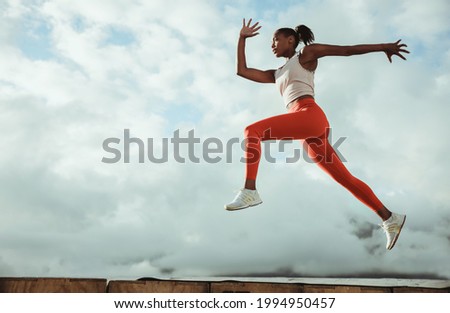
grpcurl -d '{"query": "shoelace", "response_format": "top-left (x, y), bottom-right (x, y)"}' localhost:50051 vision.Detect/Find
top-left (380, 223), bottom-right (401, 233)
top-left (234, 190), bottom-right (254, 204)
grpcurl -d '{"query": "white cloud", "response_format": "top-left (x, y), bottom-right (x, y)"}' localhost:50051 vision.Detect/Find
top-left (391, 0), bottom-right (450, 41)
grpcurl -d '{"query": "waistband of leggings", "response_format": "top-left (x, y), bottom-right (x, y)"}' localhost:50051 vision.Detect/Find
top-left (287, 96), bottom-right (317, 112)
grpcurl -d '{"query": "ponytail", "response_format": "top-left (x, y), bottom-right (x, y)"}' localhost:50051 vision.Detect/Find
top-left (294, 25), bottom-right (315, 46)
top-left (276, 25), bottom-right (315, 48)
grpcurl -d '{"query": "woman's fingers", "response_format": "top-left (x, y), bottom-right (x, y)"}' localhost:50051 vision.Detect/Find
top-left (396, 40), bottom-right (410, 54)
top-left (396, 53), bottom-right (407, 60)
top-left (240, 18), bottom-right (262, 37)
top-left (243, 18), bottom-right (261, 30)
top-left (387, 53), bottom-right (392, 63)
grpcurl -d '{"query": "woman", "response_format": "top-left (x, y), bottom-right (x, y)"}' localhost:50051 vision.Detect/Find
top-left (225, 19), bottom-right (409, 250)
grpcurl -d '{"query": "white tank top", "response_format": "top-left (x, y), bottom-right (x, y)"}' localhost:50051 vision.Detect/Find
top-left (274, 51), bottom-right (315, 108)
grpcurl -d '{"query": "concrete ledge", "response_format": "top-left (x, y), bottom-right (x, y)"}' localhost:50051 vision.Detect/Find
top-left (0, 278), bottom-right (107, 293)
top-left (0, 277), bottom-right (448, 293)
top-left (107, 278), bottom-right (209, 293)
top-left (210, 280), bottom-right (303, 293)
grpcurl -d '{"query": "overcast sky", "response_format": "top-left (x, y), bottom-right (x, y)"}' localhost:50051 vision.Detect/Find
top-left (1, 0), bottom-right (449, 280)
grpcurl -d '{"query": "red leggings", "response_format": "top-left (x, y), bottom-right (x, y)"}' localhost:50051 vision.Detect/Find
top-left (244, 97), bottom-right (384, 213)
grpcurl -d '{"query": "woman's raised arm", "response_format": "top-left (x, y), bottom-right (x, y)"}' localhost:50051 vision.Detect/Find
top-left (237, 18), bottom-right (275, 83)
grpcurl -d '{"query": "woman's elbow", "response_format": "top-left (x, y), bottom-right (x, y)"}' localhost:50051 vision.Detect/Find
top-left (236, 69), bottom-right (246, 77)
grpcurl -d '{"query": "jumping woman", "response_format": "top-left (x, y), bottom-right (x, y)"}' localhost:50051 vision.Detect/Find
top-left (225, 19), bottom-right (409, 250)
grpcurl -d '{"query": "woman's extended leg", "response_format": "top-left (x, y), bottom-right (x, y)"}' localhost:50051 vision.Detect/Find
top-left (304, 134), bottom-right (406, 250)
top-left (304, 134), bottom-right (390, 218)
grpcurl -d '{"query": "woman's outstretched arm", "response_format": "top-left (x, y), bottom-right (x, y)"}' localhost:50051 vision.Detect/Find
top-left (303, 40), bottom-right (410, 63)
top-left (237, 18), bottom-right (275, 83)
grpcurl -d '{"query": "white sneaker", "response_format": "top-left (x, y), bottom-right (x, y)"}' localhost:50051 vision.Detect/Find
top-left (381, 212), bottom-right (406, 250)
top-left (225, 188), bottom-right (262, 211)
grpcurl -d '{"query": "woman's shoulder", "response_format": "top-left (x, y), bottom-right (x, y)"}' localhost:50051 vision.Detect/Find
top-left (298, 46), bottom-right (315, 61)
top-left (298, 46), bottom-right (318, 72)
top-left (300, 44), bottom-right (319, 54)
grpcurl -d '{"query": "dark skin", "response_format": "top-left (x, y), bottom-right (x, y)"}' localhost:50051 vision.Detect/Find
top-left (236, 19), bottom-right (410, 221)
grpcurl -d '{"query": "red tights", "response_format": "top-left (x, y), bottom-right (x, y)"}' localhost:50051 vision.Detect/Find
top-left (244, 97), bottom-right (384, 213)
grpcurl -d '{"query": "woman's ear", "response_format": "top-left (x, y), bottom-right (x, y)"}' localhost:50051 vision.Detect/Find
top-left (288, 35), bottom-right (295, 45)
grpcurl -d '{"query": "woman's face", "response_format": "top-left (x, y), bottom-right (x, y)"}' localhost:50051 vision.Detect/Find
top-left (272, 31), bottom-right (294, 58)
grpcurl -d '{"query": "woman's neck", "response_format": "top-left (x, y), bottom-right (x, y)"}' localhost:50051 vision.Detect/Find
top-left (285, 50), bottom-right (296, 61)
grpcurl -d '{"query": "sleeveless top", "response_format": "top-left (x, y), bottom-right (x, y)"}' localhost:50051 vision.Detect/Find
top-left (274, 51), bottom-right (315, 108)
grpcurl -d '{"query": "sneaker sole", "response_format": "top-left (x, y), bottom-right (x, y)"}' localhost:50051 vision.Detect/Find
top-left (387, 215), bottom-right (406, 250)
top-left (225, 201), bottom-right (263, 211)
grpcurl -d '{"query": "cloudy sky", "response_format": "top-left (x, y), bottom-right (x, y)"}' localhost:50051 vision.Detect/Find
top-left (1, 0), bottom-right (449, 280)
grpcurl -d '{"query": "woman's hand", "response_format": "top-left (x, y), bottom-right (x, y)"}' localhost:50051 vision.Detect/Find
top-left (384, 40), bottom-right (410, 63)
top-left (240, 18), bottom-right (262, 39)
